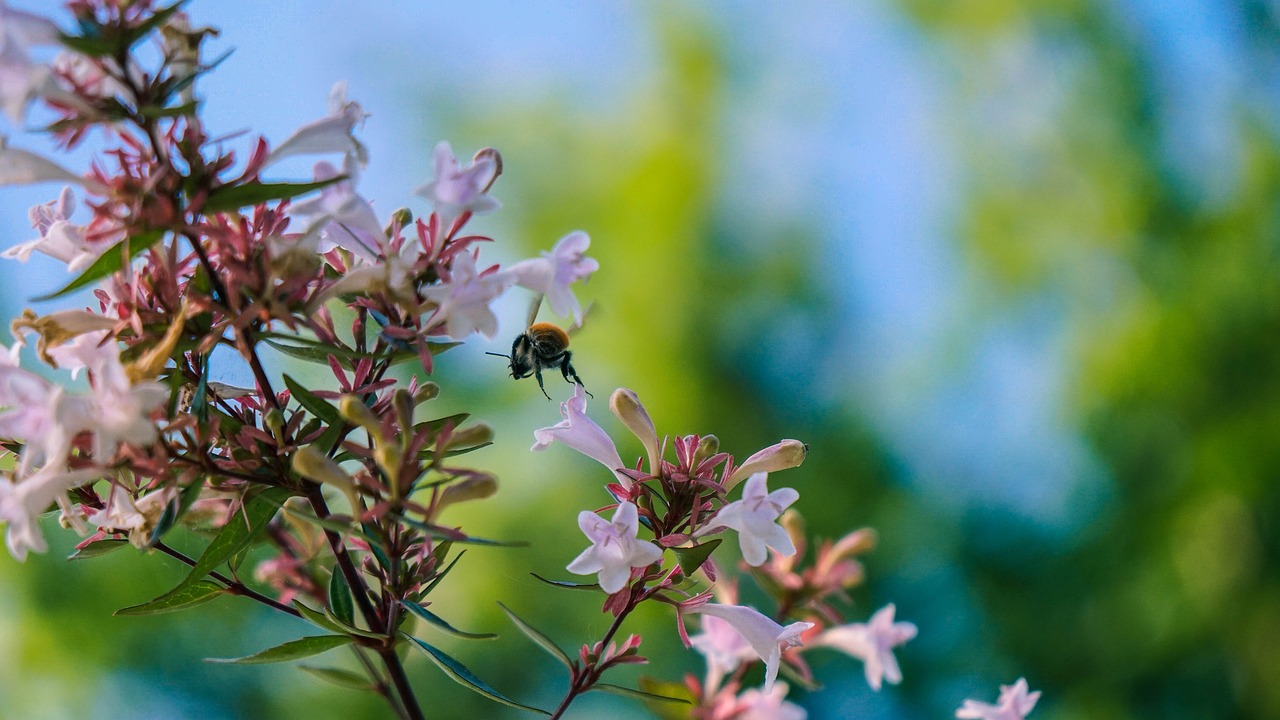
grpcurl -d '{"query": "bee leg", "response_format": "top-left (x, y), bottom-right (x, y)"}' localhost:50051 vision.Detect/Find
top-left (559, 353), bottom-right (592, 398)
top-left (534, 366), bottom-right (552, 400)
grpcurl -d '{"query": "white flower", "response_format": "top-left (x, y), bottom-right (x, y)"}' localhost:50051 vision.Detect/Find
top-left (956, 678), bottom-right (1041, 720)
top-left (737, 683), bottom-right (807, 720)
top-left (815, 603), bottom-right (917, 691)
top-left (414, 141), bottom-right (499, 227)
top-left (531, 383), bottom-right (630, 487)
top-left (420, 251), bottom-right (512, 340)
top-left (0, 1), bottom-right (59, 123)
top-left (696, 472), bottom-right (798, 566)
top-left (0, 351), bottom-right (76, 473)
top-left (265, 81), bottom-right (368, 169)
top-left (566, 501), bottom-right (662, 594)
top-left (508, 231), bottom-right (599, 326)
top-left (691, 614), bottom-right (757, 691)
top-left (91, 484), bottom-right (177, 548)
top-left (1, 187), bottom-right (112, 272)
top-left (289, 157), bottom-right (385, 259)
top-left (0, 136), bottom-right (94, 188)
top-left (0, 465), bottom-right (103, 561)
top-left (693, 603), bottom-right (813, 694)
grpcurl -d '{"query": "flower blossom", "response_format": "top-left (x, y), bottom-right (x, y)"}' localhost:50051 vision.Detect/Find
top-left (419, 251), bottom-right (512, 339)
top-left (289, 156), bottom-right (385, 259)
top-left (696, 472), bottom-right (798, 567)
top-left (737, 683), bottom-right (807, 720)
top-left (956, 678), bottom-right (1041, 720)
top-left (509, 231), bottom-right (599, 326)
top-left (265, 81), bottom-right (368, 169)
top-left (91, 484), bottom-right (177, 549)
top-left (691, 613), bottom-right (757, 692)
top-left (0, 465), bottom-right (103, 561)
top-left (0, 137), bottom-right (94, 188)
top-left (0, 347), bottom-right (75, 473)
top-left (414, 141), bottom-right (499, 227)
top-left (1, 187), bottom-right (110, 272)
top-left (566, 501), bottom-right (663, 594)
top-left (0, 1), bottom-right (59, 123)
top-left (815, 603), bottom-right (917, 691)
top-left (531, 383), bottom-right (629, 487)
top-left (693, 603), bottom-right (814, 694)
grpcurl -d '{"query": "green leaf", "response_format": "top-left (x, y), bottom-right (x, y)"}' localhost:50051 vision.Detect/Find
top-left (672, 539), bottom-right (721, 576)
top-left (115, 580), bottom-right (224, 616)
top-left (57, 33), bottom-right (116, 57)
top-left (204, 177), bottom-right (344, 214)
top-left (299, 666), bottom-right (371, 690)
top-left (137, 101), bottom-right (198, 119)
top-left (284, 374), bottom-right (343, 425)
top-left (263, 334), bottom-right (459, 367)
top-left (294, 601), bottom-right (382, 641)
top-left (404, 636), bottom-right (549, 715)
top-left (498, 603), bottom-right (571, 668)
top-left (123, 0), bottom-right (189, 48)
top-left (590, 683), bottom-right (692, 705)
top-left (635, 678), bottom-right (699, 719)
top-left (401, 600), bottom-right (496, 640)
top-left (68, 539), bottom-right (130, 560)
top-left (208, 635), bottom-right (355, 665)
top-left (144, 495), bottom-right (181, 548)
top-left (419, 549), bottom-right (464, 598)
top-left (35, 230), bottom-right (165, 301)
top-left (329, 569), bottom-right (355, 626)
top-left (530, 573), bottom-right (600, 591)
top-left (179, 486), bottom-right (291, 589)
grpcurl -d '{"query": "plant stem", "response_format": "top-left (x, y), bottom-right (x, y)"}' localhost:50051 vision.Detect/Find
top-left (548, 597), bottom-right (639, 720)
top-left (152, 541), bottom-right (300, 617)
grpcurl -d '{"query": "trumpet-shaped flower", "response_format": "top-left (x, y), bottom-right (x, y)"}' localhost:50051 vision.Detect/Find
top-left (956, 678), bottom-right (1041, 720)
top-left (0, 351), bottom-right (76, 473)
top-left (1, 187), bottom-right (109, 272)
top-left (508, 231), bottom-right (599, 325)
top-left (289, 157), bottom-right (385, 259)
top-left (91, 484), bottom-right (177, 548)
top-left (0, 1), bottom-right (59, 123)
top-left (414, 141), bottom-right (499, 227)
top-left (696, 473), bottom-right (798, 566)
top-left (691, 613), bottom-right (757, 691)
top-left (566, 501), bottom-right (662, 594)
top-left (531, 383), bottom-right (629, 487)
top-left (693, 603), bottom-right (813, 694)
top-left (420, 251), bottom-right (512, 339)
top-left (0, 465), bottom-right (103, 561)
top-left (815, 603), bottom-right (917, 691)
top-left (737, 683), bottom-right (807, 720)
top-left (265, 81), bottom-right (368, 169)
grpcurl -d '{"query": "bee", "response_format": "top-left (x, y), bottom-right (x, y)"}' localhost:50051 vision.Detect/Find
top-left (487, 295), bottom-right (590, 400)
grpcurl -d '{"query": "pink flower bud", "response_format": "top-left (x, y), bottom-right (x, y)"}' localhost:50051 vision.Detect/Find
top-left (726, 440), bottom-right (808, 489)
top-left (609, 388), bottom-right (659, 472)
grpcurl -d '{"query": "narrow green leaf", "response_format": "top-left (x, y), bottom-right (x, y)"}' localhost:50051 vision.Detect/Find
top-left (591, 683), bottom-right (692, 705)
top-left (35, 230), bottom-right (164, 301)
top-left (636, 677), bottom-right (700, 719)
top-left (419, 549), bottom-right (464, 598)
top-left (208, 635), bottom-right (354, 665)
top-left (498, 603), bottom-right (571, 668)
top-left (115, 580), bottom-right (224, 616)
top-left (283, 374), bottom-right (343, 425)
top-left (180, 486), bottom-right (291, 588)
top-left (298, 666), bottom-right (371, 690)
top-left (529, 573), bottom-right (600, 592)
top-left (68, 539), bottom-right (130, 560)
top-left (144, 496), bottom-right (181, 548)
top-left (294, 601), bottom-right (382, 640)
top-left (672, 539), bottom-right (721, 576)
top-left (58, 33), bottom-right (117, 57)
top-left (404, 636), bottom-right (550, 715)
top-left (123, 0), bottom-right (189, 48)
top-left (329, 569), bottom-right (355, 626)
top-left (402, 600), bottom-right (496, 640)
top-left (204, 177), bottom-right (344, 213)
top-left (137, 100), bottom-right (198, 119)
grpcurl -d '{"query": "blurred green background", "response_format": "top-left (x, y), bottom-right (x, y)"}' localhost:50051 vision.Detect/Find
top-left (2, 1), bottom-right (1278, 718)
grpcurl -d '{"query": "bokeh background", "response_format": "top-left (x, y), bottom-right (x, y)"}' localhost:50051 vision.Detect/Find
top-left (2, 1), bottom-right (1278, 718)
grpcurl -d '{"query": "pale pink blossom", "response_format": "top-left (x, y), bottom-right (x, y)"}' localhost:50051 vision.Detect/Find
top-left (289, 157), bottom-right (385, 259)
top-left (0, 137), bottom-right (94, 188)
top-left (691, 614), bottom-right (757, 692)
top-left (531, 383), bottom-right (629, 487)
top-left (265, 81), bottom-right (368, 169)
top-left (414, 141), bottom-right (499, 227)
top-left (0, 1), bottom-right (59, 123)
top-left (566, 501), bottom-right (662, 594)
top-left (0, 465), bottom-right (103, 561)
top-left (737, 683), bottom-right (807, 720)
top-left (693, 603), bottom-right (813, 694)
top-left (956, 678), bottom-right (1041, 720)
top-left (726, 439), bottom-right (808, 489)
top-left (1, 187), bottom-right (111, 272)
top-left (90, 484), bottom-right (177, 548)
top-left (696, 473), bottom-right (799, 566)
top-left (815, 603), bottom-right (917, 691)
top-left (0, 351), bottom-right (76, 473)
top-left (419, 251), bottom-right (512, 339)
top-left (508, 231), bottom-right (599, 325)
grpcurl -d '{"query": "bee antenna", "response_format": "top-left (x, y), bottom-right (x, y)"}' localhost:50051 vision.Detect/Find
top-left (485, 352), bottom-right (511, 360)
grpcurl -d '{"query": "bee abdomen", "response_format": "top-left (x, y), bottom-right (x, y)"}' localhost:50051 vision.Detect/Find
top-left (527, 322), bottom-right (570, 352)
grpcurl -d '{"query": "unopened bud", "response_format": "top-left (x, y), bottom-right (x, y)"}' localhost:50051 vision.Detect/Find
top-left (438, 475), bottom-right (498, 510)
top-left (263, 408), bottom-right (286, 439)
top-left (415, 382), bottom-right (441, 403)
top-left (393, 389), bottom-right (415, 431)
top-left (445, 423), bottom-right (494, 449)
top-left (725, 439), bottom-right (808, 489)
top-left (339, 395), bottom-right (381, 435)
top-left (610, 388), bottom-right (660, 471)
top-left (292, 445), bottom-right (361, 511)
top-left (693, 434), bottom-right (720, 466)
top-left (388, 207), bottom-right (414, 232)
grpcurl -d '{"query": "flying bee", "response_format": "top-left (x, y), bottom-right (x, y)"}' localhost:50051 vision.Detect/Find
top-left (487, 295), bottom-right (590, 400)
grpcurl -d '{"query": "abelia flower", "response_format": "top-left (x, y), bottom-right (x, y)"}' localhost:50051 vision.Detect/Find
top-left (91, 484), bottom-right (177, 548)
top-left (289, 156), bottom-right (385, 259)
top-left (609, 387), bottom-right (659, 473)
top-left (693, 603), bottom-right (814, 694)
top-left (737, 683), bottom-right (807, 720)
top-left (566, 501), bottom-right (663, 594)
top-left (531, 383), bottom-right (629, 487)
top-left (0, 465), bottom-right (103, 561)
top-left (696, 472), bottom-right (799, 567)
top-left (0, 137), bottom-right (93, 187)
top-left (265, 81), bottom-right (368, 169)
top-left (509, 230), bottom-right (598, 325)
top-left (1, 187), bottom-right (110, 272)
top-left (956, 678), bottom-right (1041, 720)
top-left (0, 1), bottom-right (59, 123)
top-left (725, 439), bottom-right (808, 489)
top-left (691, 613), bottom-right (756, 691)
top-left (419, 251), bottom-right (512, 339)
top-left (0, 353), bottom-right (76, 473)
top-left (414, 141), bottom-right (499, 227)
top-left (815, 603), bottom-right (917, 691)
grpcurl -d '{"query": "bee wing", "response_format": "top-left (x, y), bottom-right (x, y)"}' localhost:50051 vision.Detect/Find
top-left (526, 293), bottom-right (544, 328)
top-left (568, 301), bottom-right (597, 336)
